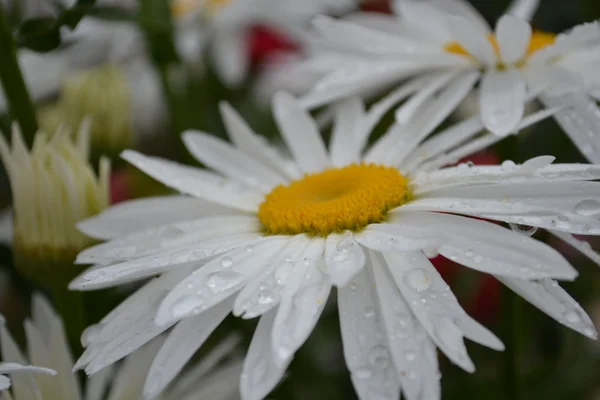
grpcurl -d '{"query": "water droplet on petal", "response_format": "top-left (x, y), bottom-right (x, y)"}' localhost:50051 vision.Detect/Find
top-left (509, 223), bottom-right (538, 237)
top-left (564, 310), bottom-right (580, 323)
top-left (403, 268), bottom-right (432, 292)
top-left (405, 351), bottom-right (416, 362)
top-left (501, 160), bottom-right (516, 171)
top-left (364, 306), bottom-right (375, 318)
top-left (354, 367), bottom-right (373, 379)
top-left (573, 199), bottom-right (600, 216)
top-left (221, 257), bottom-right (233, 268)
top-left (206, 271), bottom-right (245, 294)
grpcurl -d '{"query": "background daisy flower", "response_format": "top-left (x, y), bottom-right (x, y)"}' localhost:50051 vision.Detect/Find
top-left (300, 0), bottom-right (600, 157)
top-left (71, 93), bottom-right (599, 400)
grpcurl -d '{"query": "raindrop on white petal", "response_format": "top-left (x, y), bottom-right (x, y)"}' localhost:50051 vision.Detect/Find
top-left (564, 310), bottom-right (580, 323)
top-left (403, 268), bottom-right (432, 292)
top-left (368, 345), bottom-right (390, 369)
top-left (405, 351), bottom-right (416, 362)
top-left (171, 295), bottom-right (202, 318)
top-left (364, 307), bottom-right (375, 318)
top-left (221, 257), bottom-right (233, 268)
top-left (206, 271), bottom-right (245, 294)
top-left (509, 223), bottom-right (538, 237)
top-left (246, 245), bottom-right (254, 253)
top-left (465, 250), bottom-right (474, 258)
top-left (573, 199), bottom-right (600, 216)
top-left (501, 160), bottom-right (516, 171)
top-left (354, 367), bottom-right (373, 379)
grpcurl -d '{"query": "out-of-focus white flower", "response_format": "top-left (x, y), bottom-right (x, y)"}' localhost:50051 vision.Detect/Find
top-left (72, 94), bottom-right (599, 400)
top-left (0, 123), bottom-right (109, 283)
top-left (170, 0), bottom-right (358, 86)
top-left (0, 294), bottom-right (243, 399)
top-left (300, 0), bottom-right (600, 160)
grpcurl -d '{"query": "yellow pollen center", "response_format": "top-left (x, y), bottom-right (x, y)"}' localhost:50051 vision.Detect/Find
top-left (444, 31), bottom-right (556, 65)
top-left (257, 163), bottom-right (410, 236)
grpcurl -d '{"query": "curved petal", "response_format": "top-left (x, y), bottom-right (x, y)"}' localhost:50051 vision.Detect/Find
top-left (240, 311), bottom-right (288, 400)
top-left (155, 237), bottom-right (289, 326)
top-left (273, 92), bottom-right (330, 173)
top-left (325, 232), bottom-right (366, 287)
top-left (77, 195), bottom-right (241, 241)
top-left (480, 69), bottom-right (527, 136)
top-left (370, 252), bottom-right (441, 400)
top-left (505, 0), bottom-right (540, 22)
top-left (338, 268), bottom-right (401, 400)
top-left (447, 16), bottom-right (496, 66)
top-left (496, 15), bottom-right (532, 64)
top-left (271, 239), bottom-right (328, 367)
top-left (122, 150), bottom-right (263, 212)
top-left (219, 102), bottom-right (300, 180)
top-left (143, 298), bottom-right (233, 399)
top-left (497, 277), bottom-right (597, 339)
top-left (182, 131), bottom-right (286, 191)
top-left (211, 30), bottom-right (248, 87)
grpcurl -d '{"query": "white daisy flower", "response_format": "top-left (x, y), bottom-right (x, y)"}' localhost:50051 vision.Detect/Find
top-left (70, 92), bottom-right (600, 400)
top-left (300, 0), bottom-right (600, 158)
top-left (169, 0), bottom-right (357, 86)
top-left (0, 294), bottom-right (243, 400)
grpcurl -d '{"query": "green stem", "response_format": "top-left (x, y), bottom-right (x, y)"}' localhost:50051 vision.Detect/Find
top-left (0, 6), bottom-right (38, 146)
top-left (502, 285), bottom-right (522, 400)
top-left (51, 285), bottom-right (86, 356)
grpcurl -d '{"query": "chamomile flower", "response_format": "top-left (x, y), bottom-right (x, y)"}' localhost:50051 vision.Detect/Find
top-left (301, 0), bottom-right (600, 159)
top-left (71, 92), bottom-right (599, 400)
top-left (0, 294), bottom-right (242, 400)
top-left (169, 0), bottom-right (357, 86)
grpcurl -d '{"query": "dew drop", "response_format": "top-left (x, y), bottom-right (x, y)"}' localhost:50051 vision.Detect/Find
top-left (405, 351), bottom-right (416, 362)
top-left (403, 268), bottom-right (432, 292)
top-left (354, 367), bottom-right (373, 379)
top-left (221, 257), bottom-right (233, 268)
top-left (246, 245), bottom-right (254, 253)
top-left (368, 345), bottom-right (390, 368)
top-left (364, 307), bottom-right (375, 318)
top-left (501, 160), bottom-right (516, 171)
top-left (465, 250), bottom-right (474, 258)
top-left (509, 223), bottom-right (538, 237)
top-left (573, 199), bottom-right (600, 216)
top-left (206, 271), bottom-right (245, 293)
top-left (564, 310), bottom-right (580, 323)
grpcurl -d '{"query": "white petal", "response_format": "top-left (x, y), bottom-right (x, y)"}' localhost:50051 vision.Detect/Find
top-left (0, 363), bottom-right (55, 376)
top-left (122, 150), bottom-right (263, 212)
top-left (219, 102), bottom-right (300, 180)
top-left (530, 21), bottom-right (600, 64)
top-left (234, 235), bottom-right (311, 319)
top-left (85, 367), bottom-right (114, 400)
top-left (498, 277), bottom-right (597, 339)
top-left (548, 230), bottom-right (600, 267)
top-left (182, 130), bottom-right (286, 191)
top-left (356, 227), bottom-right (441, 254)
top-left (447, 16), bottom-right (497, 66)
top-left (76, 215), bottom-right (260, 264)
top-left (383, 251), bottom-right (503, 371)
top-left (143, 298), bottom-right (233, 399)
top-left (395, 71), bottom-right (460, 124)
top-left (75, 268), bottom-right (192, 374)
top-left (330, 97), bottom-right (366, 167)
top-left (273, 92), bottom-right (330, 173)
top-left (540, 93), bottom-right (600, 164)
top-left (211, 30), bottom-right (248, 87)
top-left (496, 15), bottom-right (532, 64)
top-left (384, 212), bottom-right (578, 280)
top-left (240, 311), bottom-right (288, 400)
top-left (272, 239), bottom-right (329, 367)
top-left (412, 161), bottom-right (600, 194)
top-left (77, 195), bottom-right (240, 241)
top-left (505, 0), bottom-right (540, 21)
top-left (312, 15), bottom-right (429, 56)
top-left (71, 234), bottom-right (261, 291)
top-left (369, 251), bottom-right (441, 400)
top-left (155, 237), bottom-right (289, 326)
top-left (480, 69), bottom-right (527, 136)
top-left (0, 375), bottom-right (10, 390)
top-left (366, 70), bottom-right (479, 166)
top-left (325, 232), bottom-right (366, 287)
top-left (338, 268), bottom-right (401, 400)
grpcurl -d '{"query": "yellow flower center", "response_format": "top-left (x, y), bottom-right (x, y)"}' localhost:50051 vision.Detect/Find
top-left (170, 0), bottom-right (231, 17)
top-left (257, 163), bottom-right (410, 236)
top-left (444, 31), bottom-right (556, 66)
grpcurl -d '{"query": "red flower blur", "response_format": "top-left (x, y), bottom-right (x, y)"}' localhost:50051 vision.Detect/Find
top-left (247, 26), bottom-right (297, 66)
